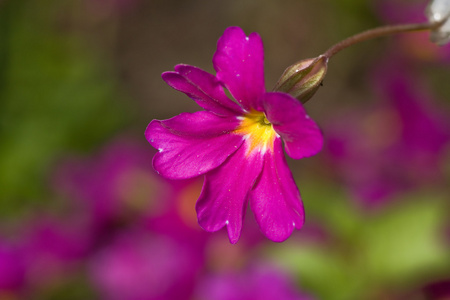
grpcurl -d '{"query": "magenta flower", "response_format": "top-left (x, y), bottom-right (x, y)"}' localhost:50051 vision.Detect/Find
top-left (146, 27), bottom-right (323, 243)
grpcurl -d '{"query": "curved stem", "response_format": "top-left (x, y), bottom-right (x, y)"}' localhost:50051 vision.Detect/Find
top-left (322, 21), bottom-right (443, 59)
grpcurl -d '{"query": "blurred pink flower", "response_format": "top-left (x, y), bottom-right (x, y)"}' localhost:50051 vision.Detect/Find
top-left (89, 228), bottom-right (202, 300)
top-left (0, 216), bottom-right (91, 298)
top-left (54, 138), bottom-right (172, 233)
top-left (0, 240), bottom-right (25, 297)
top-left (52, 136), bottom-right (270, 299)
top-left (423, 279), bottom-right (450, 299)
top-left (324, 59), bottom-right (450, 207)
top-left (194, 263), bottom-right (312, 300)
top-left (20, 217), bottom-right (92, 288)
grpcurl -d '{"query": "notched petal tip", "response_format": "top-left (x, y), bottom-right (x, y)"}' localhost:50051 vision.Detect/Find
top-left (195, 144), bottom-right (264, 244)
top-left (196, 206), bottom-right (243, 244)
top-left (250, 139), bottom-right (305, 243)
top-left (196, 216), bottom-right (241, 244)
top-left (254, 202), bottom-right (304, 243)
top-left (213, 26), bottom-right (265, 111)
top-left (228, 230), bottom-right (241, 244)
top-left (222, 26), bottom-right (246, 37)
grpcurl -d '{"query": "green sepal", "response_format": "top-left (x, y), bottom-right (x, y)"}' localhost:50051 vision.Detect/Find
top-left (273, 55), bottom-right (328, 103)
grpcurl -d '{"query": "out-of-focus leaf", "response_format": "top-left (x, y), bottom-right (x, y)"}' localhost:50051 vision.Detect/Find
top-left (0, 0), bottom-right (130, 215)
top-left (300, 178), bottom-right (362, 241)
top-left (360, 192), bottom-right (450, 286)
top-left (265, 242), bottom-right (366, 299)
top-left (267, 179), bottom-right (450, 299)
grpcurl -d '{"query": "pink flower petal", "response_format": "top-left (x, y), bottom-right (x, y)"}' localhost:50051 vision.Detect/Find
top-left (250, 138), bottom-right (304, 242)
top-left (145, 111), bottom-right (243, 180)
top-left (263, 92), bottom-right (323, 159)
top-left (213, 27), bottom-right (265, 111)
top-left (196, 145), bottom-right (264, 244)
top-left (162, 65), bottom-right (243, 116)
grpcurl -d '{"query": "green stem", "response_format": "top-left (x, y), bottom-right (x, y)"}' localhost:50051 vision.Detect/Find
top-left (322, 21), bottom-right (443, 59)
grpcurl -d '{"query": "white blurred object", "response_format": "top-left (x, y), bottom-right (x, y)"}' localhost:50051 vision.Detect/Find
top-left (426, 0), bottom-right (450, 45)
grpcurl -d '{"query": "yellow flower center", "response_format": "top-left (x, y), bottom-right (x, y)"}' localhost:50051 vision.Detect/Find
top-left (233, 111), bottom-right (277, 156)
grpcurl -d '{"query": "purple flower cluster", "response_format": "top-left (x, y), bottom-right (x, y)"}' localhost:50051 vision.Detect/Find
top-left (325, 57), bottom-right (450, 206)
top-left (0, 138), bottom-right (312, 300)
top-left (323, 3), bottom-right (450, 207)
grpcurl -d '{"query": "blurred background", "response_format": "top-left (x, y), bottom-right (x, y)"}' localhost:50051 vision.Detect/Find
top-left (1, 0), bottom-right (450, 299)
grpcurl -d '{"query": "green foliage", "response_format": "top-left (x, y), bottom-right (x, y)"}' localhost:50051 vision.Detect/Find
top-left (360, 193), bottom-right (449, 285)
top-left (0, 0), bottom-right (130, 215)
top-left (267, 180), bottom-right (450, 299)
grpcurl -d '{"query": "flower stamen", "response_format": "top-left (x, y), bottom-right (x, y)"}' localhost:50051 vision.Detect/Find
top-left (233, 111), bottom-right (277, 156)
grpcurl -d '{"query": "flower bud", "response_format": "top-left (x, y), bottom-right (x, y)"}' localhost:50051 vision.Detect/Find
top-left (426, 0), bottom-right (450, 45)
top-left (273, 55), bottom-right (328, 103)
